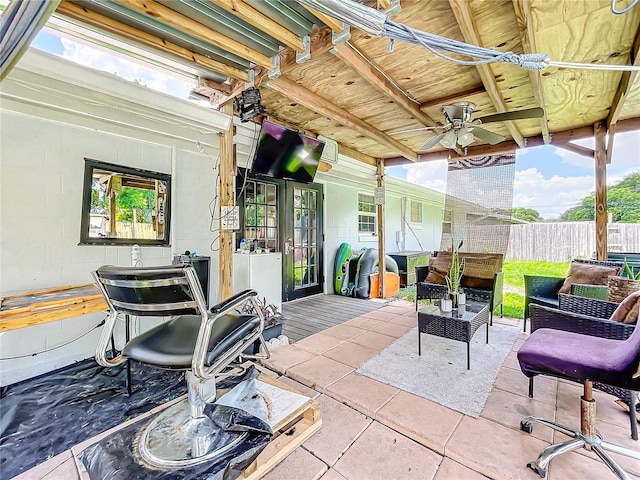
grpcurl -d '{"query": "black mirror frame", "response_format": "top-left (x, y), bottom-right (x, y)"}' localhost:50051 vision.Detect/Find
top-left (79, 158), bottom-right (171, 246)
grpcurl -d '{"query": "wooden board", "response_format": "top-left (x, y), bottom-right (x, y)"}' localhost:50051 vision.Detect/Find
top-left (0, 284), bottom-right (107, 332)
top-left (242, 375), bottom-right (322, 480)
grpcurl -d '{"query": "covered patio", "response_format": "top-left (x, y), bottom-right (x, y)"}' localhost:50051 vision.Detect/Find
top-left (1, 0), bottom-right (640, 479)
top-left (15, 297), bottom-right (639, 480)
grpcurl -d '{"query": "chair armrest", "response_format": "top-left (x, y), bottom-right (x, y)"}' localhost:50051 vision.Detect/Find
top-left (210, 289), bottom-right (258, 314)
top-left (558, 293), bottom-right (618, 319)
top-left (417, 282), bottom-right (448, 301)
top-left (492, 271), bottom-right (504, 309)
top-left (193, 289), bottom-right (260, 379)
top-left (530, 303), bottom-right (634, 340)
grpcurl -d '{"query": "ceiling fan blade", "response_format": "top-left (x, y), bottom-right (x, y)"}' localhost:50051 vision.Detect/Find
top-left (476, 107), bottom-right (544, 124)
top-left (420, 132), bottom-right (446, 150)
top-left (470, 126), bottom-right (505, 145)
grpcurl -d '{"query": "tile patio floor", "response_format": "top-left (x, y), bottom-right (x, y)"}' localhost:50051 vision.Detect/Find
top-left (16, 299), bottom-right (640, 480)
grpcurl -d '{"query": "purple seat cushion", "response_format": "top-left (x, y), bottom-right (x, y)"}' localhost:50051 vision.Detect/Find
top-left (518, 328), bottom-right (640, 391)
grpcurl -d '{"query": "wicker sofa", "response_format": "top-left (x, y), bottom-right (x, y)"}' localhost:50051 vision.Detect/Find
top-left (523, 258), bottom-right (624, 331)
top-left (529, 294), bottom-right (638, 440)
top-left (415, 252), bottom-right (504, 324)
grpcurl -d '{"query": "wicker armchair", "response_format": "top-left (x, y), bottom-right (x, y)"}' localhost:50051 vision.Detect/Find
top-left (415, 265), bottom-right (504, 325)
top-left (528, 296), bottom-right (637, 440)
top-left (523, 258), bottom-right (624, 331)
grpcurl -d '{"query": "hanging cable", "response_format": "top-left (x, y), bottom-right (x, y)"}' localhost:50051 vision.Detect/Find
top-left (611, 0), bottom-right (638, 14)
top-left (300, 0), bottom-right (639, 73)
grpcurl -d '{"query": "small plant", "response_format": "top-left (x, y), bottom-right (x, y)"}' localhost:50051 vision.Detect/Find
top-left (237, 296), bottom-right (283, 327)
top-left (623, 258), bottom-right (640, 280)
top-left (445, 239), bottom-right (465, 294)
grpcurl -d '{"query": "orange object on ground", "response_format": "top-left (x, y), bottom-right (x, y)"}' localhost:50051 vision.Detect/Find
top-left (369, 272), bottom-right (400, 298)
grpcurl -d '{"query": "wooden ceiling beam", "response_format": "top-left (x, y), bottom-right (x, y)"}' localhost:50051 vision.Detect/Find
top-left (606, 24), bottom-right (640, 163)
top-left (267, 76), bottom-right (418, 162)
top-left (607, 24), bottom-right (640, 129)
top-left (299, 4), bottom-right (343, 31)
top-left (512, 0), bottom-right (550, 144)
top-left (334, 43), bottom-right (438, 127)
top-left (419, 86), bottom-right (486, 111)
top-left (448, 0), bottom-right (525, 147)
top-left (209, 0), bottom-right (305, 52)
top-left (117, 0), bottom-right (274, 69)
top-left (384, 116), bottom-right (640, 165)
top-left (55, 1), bottom-right (249, 81)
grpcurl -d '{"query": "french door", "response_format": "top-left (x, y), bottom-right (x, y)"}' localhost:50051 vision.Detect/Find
top-left (282, 181), bottom-right (324, 301)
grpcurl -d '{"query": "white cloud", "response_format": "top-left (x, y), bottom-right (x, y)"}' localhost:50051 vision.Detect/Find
top-left (402, 160), bottom-right (448, 193)
top-left (553, 130), bottom-right (640, 171)
top-left (513, 168), bottom-right (595, 219)
top-left (59, 38), bottom-right (192, 99)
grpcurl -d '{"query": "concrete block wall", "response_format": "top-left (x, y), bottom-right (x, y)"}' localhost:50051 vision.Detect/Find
top-left (0, 111), bottom-right (220, 385)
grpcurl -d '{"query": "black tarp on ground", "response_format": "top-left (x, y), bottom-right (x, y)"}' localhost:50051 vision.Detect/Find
top-left (0, 358), bottom-right (186, 479)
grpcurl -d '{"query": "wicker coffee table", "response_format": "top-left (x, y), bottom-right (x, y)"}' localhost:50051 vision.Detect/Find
top-left (417, 299), bottom-right (490, 369)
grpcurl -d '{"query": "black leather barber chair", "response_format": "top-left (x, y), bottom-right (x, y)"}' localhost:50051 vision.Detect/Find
top-left (92, 264), bottom-right (269, 469)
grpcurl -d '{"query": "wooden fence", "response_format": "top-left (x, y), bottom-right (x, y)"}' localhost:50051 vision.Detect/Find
top-left (506, 222), bottom-right (640, 262)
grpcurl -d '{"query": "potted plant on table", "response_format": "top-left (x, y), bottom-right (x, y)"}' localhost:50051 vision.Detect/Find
top-left (445, 240), bottom-right (466, 308)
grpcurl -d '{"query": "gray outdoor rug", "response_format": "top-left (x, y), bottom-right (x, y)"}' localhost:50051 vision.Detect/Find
top-left (357, 323), bottom-right (520, 418)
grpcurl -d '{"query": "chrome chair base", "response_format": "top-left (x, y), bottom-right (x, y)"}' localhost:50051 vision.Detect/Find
top-left (521, 415), bottom-right (640, 480)
top-left (138, 399), bottom-right (248, 469)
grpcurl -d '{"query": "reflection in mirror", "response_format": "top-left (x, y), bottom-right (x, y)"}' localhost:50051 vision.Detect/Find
top-left (80, 159), bottom-right (171, 245)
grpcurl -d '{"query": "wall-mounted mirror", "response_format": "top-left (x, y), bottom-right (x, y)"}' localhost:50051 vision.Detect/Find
top-left (80, 159), bottom-right (171, 246)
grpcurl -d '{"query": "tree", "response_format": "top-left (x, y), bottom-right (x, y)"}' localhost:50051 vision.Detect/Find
top-left (561, 171), bottom-right (640, 223)
top-left (511, 207), bottom-right (543, 223)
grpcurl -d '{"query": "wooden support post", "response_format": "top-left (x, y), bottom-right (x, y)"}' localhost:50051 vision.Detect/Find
top-left (219, 101), bottom-right (234, 301)
top-left (594, 121), bottom-right (608, 261)
top-left (376, 159), bottom-right (386, 298)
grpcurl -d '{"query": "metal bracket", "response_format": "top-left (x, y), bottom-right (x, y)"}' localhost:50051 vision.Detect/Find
top-left (382, 0), bottom-right (402, 16)
top-left (296, 35), bottom-right (311, 64)
top-left (268, 55), bottom-right (281, 80)
top-left (330, 24), bottom-right (351, 54)
top-left (246, 69), bottom-right (255, 88)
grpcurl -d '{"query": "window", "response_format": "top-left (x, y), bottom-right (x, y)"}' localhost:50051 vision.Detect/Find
top-left (410, 200), bottom-right (423, 223)
top-left (80, 159), bottom-right (171, 246)
top-left (358, 193), bottom-right (376, 235)
top-left (243, 179), bottom-right (278, 252)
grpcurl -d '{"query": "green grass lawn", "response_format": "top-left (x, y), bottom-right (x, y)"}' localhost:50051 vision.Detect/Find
top-left (398, 259), bottom-right (571, 319)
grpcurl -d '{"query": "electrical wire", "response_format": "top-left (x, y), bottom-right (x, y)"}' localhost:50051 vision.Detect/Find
top-left (0, 319), bottom-right (106, 360)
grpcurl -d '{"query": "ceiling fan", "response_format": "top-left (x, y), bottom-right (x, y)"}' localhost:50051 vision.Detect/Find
top-left (393, 102), bottom-right (544, 150)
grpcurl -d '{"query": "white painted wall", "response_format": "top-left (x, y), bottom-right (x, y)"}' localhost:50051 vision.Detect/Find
top-left (0, 51), bottom-right (228, 385)
top-left (316, 158), bottom-right (444, 294)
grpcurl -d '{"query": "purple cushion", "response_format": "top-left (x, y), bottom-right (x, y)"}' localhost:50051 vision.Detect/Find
top-left (517, 328), bottom-right (640, 391)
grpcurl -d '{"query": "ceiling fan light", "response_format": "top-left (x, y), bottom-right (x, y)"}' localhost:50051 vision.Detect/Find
top-left (439, 130), bottom-right (457, 148)
top-left (457, 129), bottom-right (474, 147)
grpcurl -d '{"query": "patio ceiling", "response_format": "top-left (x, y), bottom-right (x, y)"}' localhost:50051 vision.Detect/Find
top-left (24, 1), bottom-right (640, 164)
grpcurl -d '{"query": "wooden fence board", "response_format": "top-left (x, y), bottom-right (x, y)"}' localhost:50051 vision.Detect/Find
top-left (506, 222), bottom-right (640, 262)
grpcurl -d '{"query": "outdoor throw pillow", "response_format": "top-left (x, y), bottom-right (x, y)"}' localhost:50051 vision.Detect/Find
top-left (557, 262), bottom-right (621, 295)
top-left (610, 290), bottom-right (640, 325)
top-left (425, 254), bottom-right (449, 285)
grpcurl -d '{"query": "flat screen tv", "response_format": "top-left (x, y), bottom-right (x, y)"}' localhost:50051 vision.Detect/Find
top-left (250, 120), bottom-right (325, 183)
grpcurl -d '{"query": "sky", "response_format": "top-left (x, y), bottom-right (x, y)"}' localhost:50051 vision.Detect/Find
top-left (31, 29), bottom-right (640, 221)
